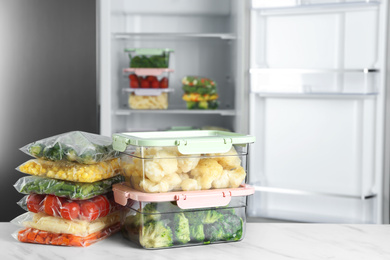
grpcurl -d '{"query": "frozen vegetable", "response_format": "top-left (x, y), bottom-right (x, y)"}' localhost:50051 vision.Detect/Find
top-left (21, 131), bottom-right (120, 164)
top-left (129, 54), bottom-right (170, 68)
top-left (14, 175), bottom-right (124, 200)
top-left (15, 223), bottom-right (120, 247)
top-left (122, 146), bottom-right (246, 192)
top-left (18, 193), bottom-right (121, 221)
top-left (128, 92), bottom-right (168, 109)
top-left (182, 76), bottom-right (219, 110)
top-left (185, 100), bottom-right (219, 110)
top-left (18, 158), bottom-right (122, 182)
top-left (129, 74), bottom-right (168, 89)
top-left (122, 204), bottom-right (244, 249)
top-left (11, 211), bottom-right (121, 237)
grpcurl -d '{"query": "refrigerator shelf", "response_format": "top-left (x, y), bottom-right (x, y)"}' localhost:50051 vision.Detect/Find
top-left (252, 185), bottom-right (376, 200)
top-left (250, 68), bottom-right (379, 95)
top-left (252, 0), bottom-right (381, 15)
top-left (113, 32), bottom-right (236, 40)
top-left (114, 108), bottom-right (236, 116)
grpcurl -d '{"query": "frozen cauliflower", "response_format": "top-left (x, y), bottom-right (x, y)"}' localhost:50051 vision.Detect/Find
top-left (210, 147), bottom-right (241, 170)
top-left (212, 170), bottom-right (230, 189)
top-left (140, 179), bottom-right (170, 193)
top-left (190, 159), bottom-right (223, 189)
top-left (228, 166), bottom-right (246, 188)
top-left (154, 150), bottom-right (178, 175)
top-left (161, 173), bottom-right (182, 191)
top-left (181, 179), bottom-right (201, 191)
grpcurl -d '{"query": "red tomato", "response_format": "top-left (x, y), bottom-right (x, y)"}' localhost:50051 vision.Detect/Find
top-left (151, 80), bottom-right (159, 88)
top-left (44, 195), bottom-right (64, 216)
top-left (60, 202), bottom-right (80, 220)
top-left (146, 76), bottom-right (157, 82)
top-left (130, 80), bottom-right (139, 88)
top-left (159, 77), bottom-right (168, 88)
top-left (128, 74), bottom-right (138, 81)
top-left (80, 201), bottom-right (100, 221)
top-left (140, 79), bottom-right (150, 88)
top-left (91, 195), bottom-right (110, 218)
top-left (26, 194), bottom-right (45, 213)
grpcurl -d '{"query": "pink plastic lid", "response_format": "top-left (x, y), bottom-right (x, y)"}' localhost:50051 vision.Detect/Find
top-left (113, 183), bottom-right (254, 209)
top-left (123, 68), bottom-right (174, 76)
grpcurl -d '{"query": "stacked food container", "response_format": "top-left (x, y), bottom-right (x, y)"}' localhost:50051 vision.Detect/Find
top-left (124, 48), bottom-right (174, 110)
top-left (11, 131), bottom-right (125, 247)
top-left (111, 130), bottom-right (255, 249)
top-left (182, 76), bottom-right (219, 110)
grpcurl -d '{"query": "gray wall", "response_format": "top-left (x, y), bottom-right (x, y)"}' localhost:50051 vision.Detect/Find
top-left (0, 0), bottom-right (97, 221)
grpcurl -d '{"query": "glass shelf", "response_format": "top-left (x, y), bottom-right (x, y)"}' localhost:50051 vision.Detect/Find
top-left (252, 0), bottom-right (381, 15)
top-left (112, 32), bottom-right (236, 40)
top-left (250, 68), bottom-right (380, 96)
top-left (114, 109), bottom-right (236, 116)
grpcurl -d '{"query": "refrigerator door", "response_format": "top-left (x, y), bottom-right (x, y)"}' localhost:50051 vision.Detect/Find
top-left (248, 0), bottom-right (388, 223)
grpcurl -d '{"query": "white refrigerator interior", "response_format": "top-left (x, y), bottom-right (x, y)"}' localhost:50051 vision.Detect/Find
top-left (98, 0), bottom-right (249, 135)
top-left (248, 0), bottom-right (388, 224)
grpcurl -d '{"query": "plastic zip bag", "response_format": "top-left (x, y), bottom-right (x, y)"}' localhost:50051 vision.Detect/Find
top-left (11, 211), bottom-right (121, 237)
top-left (20, 131), bottom-right (120, 164)
top-left (17, 193), bottom-right (122, 221)
top-left (17, 158), bottom-right (122, 183)
top-left (14, 175), bottom-right (124, 200)
top-left (13, 223), bottom-right (120, 247)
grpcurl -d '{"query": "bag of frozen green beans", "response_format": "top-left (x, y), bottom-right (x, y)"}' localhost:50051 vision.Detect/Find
top-left (14, 175), bottom-right (125, 200)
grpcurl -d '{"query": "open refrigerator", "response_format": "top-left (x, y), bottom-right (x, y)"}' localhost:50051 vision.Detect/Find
top-left (98, 0), bottom-right (390, 224)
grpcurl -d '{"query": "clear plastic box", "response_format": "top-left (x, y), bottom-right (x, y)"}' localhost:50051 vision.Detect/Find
top-left (125, 48), bottom-right (174, 69)
top-left (113, 183), bottom-right (254, 249)
top-left (112, 131), bottom-right (255, 193)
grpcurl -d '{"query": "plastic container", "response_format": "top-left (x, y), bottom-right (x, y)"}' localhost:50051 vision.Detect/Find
top-left (126, 48), bottom-right (174, 69)
top-left (113, 183), bottom-right (254, 249)
top-left (125, 89), bottom-right (173, 110)
top-left (112, 130), bottom-right (255, 193)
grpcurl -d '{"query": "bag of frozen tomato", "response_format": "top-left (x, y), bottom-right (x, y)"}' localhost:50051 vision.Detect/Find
top-left (11, 211), bottom-right (121, 237)
top-left (13, 223), bottom-right (121, 247)
top-left (17, 193), bottom-right (122, 221)
top-left (20, 131), bottom-right (120, 164)
top-left (14, 175), bottom-right (124, 200)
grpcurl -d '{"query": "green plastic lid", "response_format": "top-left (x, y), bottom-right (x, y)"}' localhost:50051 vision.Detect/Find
top-left (112, 130), bottom-right (255, 154)
top-left (124, 48), bottom-right (174, 55)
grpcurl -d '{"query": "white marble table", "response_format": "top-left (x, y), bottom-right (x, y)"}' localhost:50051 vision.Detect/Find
top-left (1, 222), bottom-right (390, 260)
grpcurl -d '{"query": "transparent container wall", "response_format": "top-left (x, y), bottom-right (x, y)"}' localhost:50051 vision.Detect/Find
top-left (127, 92), bottom-right (170, 110)
top-left (126, 70), bottom-right (171, 89)
top-left (121, 144), bottom-right (248, 193)
top-left (251, 70), bottom-right (379, 94)
top-left (247, 190), bottom-right (376, 224)
top-left (120, 204), bottom-right (246, 249)
top-left (127, 49), bottom-right (173, 69)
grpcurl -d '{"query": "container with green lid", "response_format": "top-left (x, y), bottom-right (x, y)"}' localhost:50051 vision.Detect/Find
top-left (112, 131), bottom-right (255, 193)
top-left (125, 48), bottom-right (174, 69)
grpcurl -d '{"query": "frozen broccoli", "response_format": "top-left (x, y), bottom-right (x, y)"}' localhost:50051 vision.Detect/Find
top-left (142, 203), bottom-right (161, 223)
top-left (43, 142), bottom-right (63, 161)
top-left (173, 213), bottom-right (190, 244)
top-left (221, 214), bottom-right (243, 241)
top-left (140, 221), bottom-right (173, 249)
top-left (204, 222), bottom-right (225, 243)
top-left (29, 143), bottom-right (44, 157)
top-left (184, 210), bottom-right (205, 225)
top-left (203, 210), bottom-right (223, 224)
top-left (189, 224), bottom-right (205, 242)
top-left (64, 147), bottom-right (78, 162)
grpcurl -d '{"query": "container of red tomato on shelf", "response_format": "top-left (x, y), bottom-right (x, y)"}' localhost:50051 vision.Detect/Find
top-left (123, 68), bottom-right (174, 110)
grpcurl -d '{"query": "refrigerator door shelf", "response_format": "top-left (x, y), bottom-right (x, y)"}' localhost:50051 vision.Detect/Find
top-left (123, 68), bottom-right (174, 76)
top-left (250, 68), bottom-right (379, 95)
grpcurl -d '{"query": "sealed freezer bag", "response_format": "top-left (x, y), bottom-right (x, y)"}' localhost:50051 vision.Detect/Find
top-left (122, 146), bottom-right (246, 193)
top-left (14, 175), bottom-right (124, 200)
top-left (17, 158), bottom-right (122, 182)
top-left (18, 193), bottom-right (122, 221)
top-left (14, 224), bottom-right (120, 247)
top-left (11, 211), bottom-right (121, 237)
top-left (20, 131), bottom-right (120, 164)
top-left (122, 203), bottom-right (244, 249)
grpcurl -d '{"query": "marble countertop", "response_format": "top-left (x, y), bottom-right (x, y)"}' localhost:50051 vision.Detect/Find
top-left (1, 222), bottom-right (390, 260)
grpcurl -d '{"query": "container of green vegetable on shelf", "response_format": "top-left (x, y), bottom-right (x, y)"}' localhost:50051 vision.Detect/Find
top-left (125, 48), bottom-right (174, 69)
top-left (113, 183), bottom-right (254, 249)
